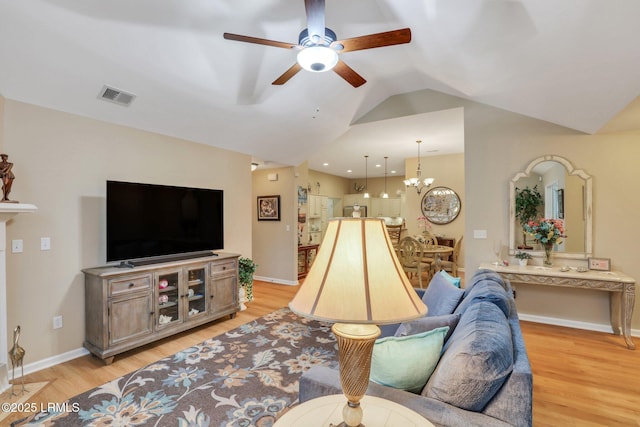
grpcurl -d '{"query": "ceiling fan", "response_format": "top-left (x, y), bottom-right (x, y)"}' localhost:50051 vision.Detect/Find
top-left (223, 0), bottom-right (411, 88)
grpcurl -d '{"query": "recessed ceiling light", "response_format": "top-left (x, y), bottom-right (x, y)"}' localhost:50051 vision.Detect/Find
top-left (323, 162), bottom-right (329, 166)
top-left (347, 169), bottom-right (352, 173)
top-left (375, 164), bottom-right (381, 168)
top-left (391, 170), bottom-right (397, 174)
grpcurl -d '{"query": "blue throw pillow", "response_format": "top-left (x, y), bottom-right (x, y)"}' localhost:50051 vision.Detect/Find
top-left (422, 272), bottom-right (465, 316)
top-left (395, 313), bottom-right (461, 343)
top-left (370, 326), bottom-right (449, 394)
top-left (439, 270), bottom-right (461, 287)
top-left (424, 302), bottom-right (514, 411)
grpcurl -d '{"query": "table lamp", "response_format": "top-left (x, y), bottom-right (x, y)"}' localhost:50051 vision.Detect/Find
top-left (289, 218), bottom-right (427, 427)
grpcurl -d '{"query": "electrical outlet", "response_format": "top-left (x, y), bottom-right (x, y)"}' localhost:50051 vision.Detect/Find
top-left (11, 239), bottom-right (23, 253)
top-left (53, 315), bottom-right (63, 329)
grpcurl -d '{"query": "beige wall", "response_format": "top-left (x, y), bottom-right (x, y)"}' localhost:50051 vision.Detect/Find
top-left (360, 89), bottom-right (640, 331)
top-left (252, 166), bottom-right (297, 283)
top-left (466, 122), bottom-right (640, 328)
top-left (2, 100), bottom-right (252, 365)
top-left (404, 154), bottom-right (465, 269)
top-left (0, 96), bottom-right (4, 150)
top-left (348, 176), bottom-right (405, 199)
top-left (309, 169), bottom-right (350, 198)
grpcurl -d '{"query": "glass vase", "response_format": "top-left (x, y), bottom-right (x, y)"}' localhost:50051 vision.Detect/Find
top-left (543, 243), bottom-right (553, 266)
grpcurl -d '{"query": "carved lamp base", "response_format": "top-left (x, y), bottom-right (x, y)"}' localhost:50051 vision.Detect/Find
top-left (331, 323), bottom-right (381, 427)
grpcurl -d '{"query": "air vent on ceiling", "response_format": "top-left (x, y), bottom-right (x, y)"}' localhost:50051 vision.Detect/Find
top-left (98, 85), bottom-right (136, 106)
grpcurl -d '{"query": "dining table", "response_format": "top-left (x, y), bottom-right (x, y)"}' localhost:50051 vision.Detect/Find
top-left (419, 242), bottom-right (454, 273)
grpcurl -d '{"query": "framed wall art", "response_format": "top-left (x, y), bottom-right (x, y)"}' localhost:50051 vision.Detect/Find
top-left (257, 195), bottom-right (281, 221)
top-left (588, 257), bottom-right (611, 271)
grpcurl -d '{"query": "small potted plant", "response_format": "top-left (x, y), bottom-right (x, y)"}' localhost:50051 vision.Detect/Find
top-left (515, 251), bottom-right (532, 266)
top-left (238, 257), bottom-right (258, 307)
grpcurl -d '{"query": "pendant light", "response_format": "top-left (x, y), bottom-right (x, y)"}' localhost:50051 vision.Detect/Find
top-left (382, 156), bottom-right (389, 199)
top-left (403, 140), bottom-right (435, 194)
top-left (363, 155), bottom-right (370, 199)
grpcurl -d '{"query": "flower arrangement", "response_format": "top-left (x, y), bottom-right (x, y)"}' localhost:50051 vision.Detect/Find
top-left (515, 251), bottom-right (533, 260)
top-left (523, 218), bottom-right (565, 246)
top-left (416, 215), bottom-right (432, 233)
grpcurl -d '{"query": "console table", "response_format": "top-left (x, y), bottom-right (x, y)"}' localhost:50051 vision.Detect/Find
top-left (481, 263), bottom-right (635, 349)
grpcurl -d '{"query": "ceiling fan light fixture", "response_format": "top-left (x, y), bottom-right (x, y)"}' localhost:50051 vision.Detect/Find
top-left (297, 46), bottom-right (338, 72)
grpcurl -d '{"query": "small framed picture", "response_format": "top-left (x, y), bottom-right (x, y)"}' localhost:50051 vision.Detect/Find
top-left (257, 195), bottom-right (281, 221)
top-left (588, 257), bottom-right (611, 271)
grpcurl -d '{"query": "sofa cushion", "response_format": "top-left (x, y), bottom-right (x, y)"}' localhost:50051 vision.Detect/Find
top-left (424, 301), bottom-right (514, 411)
top-left (395, 313), bottom-right (461, 343)
top-left (439, 270), bottom-right (461, 287)
top-left (370, 326), bottom-right (449, 394)
top-left (454, 275), bottom-right (511, 318)
top-left (422, 273), bottom-right (465, 316)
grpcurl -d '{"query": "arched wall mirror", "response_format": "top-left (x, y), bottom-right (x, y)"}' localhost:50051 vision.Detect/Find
top-left (509, 155), bottom-right (592, 259)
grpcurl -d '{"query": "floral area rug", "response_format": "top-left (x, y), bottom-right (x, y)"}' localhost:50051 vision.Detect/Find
top-left (14, 308), bottom-right (338, 427)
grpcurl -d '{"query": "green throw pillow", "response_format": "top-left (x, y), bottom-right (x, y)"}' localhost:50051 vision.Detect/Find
top-left (370, 326), bottom-right (448, 394)
top-left (439, 270), bottom-right (461, 288)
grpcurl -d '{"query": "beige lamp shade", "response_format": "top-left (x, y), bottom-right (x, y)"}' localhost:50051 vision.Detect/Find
top-left (289, 217), bottom-right (427, 324)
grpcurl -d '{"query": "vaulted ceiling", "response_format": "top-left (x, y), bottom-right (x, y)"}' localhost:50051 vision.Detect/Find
top-left (1, 1), bottom-right (639, 178)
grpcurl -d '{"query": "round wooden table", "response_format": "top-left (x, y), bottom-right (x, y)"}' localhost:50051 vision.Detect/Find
top-left (274, 394), bottom-right (434, 427)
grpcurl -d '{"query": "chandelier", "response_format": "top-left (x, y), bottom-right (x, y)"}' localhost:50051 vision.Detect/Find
top-left (403, 140), bottom-right (434, 194)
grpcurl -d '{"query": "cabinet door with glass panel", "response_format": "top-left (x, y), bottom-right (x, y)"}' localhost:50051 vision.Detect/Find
top-left (184, 264), bottom-right (208, 320)
top-left (155, 269), bottom-right (183, 329)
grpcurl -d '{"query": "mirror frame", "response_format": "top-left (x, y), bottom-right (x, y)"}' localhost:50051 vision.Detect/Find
top-left (509, 155), bottom-right (592, 260)
top-left (421, 186), bottom-right (461, 225)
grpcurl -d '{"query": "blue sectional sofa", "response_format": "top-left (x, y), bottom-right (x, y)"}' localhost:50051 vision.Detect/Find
top-left (299, 269), bottom-right (533, 427)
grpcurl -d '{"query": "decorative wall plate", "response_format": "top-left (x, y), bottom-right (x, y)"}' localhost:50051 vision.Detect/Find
top-left (421, 186), bottom-right (461, 224)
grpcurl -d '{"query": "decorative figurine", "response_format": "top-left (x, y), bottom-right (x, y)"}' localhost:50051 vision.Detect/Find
top-left (8, 325), bottom-right (26, 396)
top-left (0, 153), bottom-right (17, 203)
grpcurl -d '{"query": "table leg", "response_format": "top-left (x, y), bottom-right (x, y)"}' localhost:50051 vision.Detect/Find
top-left (621, 284), bottom-right (636, 350)
top-left (609, 292), bottom-right (621, 335)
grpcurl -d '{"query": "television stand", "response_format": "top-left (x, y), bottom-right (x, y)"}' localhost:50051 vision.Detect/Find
top-left (83, 252), bottom-right (240, 364)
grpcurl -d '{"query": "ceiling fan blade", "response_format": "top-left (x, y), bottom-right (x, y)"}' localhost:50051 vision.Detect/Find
top-left (333, 60), bottom-right (366, 88)
top-left (305, 0), bottom-right (326, 42)
top-left (332, 28), bottom-right (411, 53)
top-left (272, 63), bottom-right (303, 85)
top-left (223, 33), bottom-right (298, 50)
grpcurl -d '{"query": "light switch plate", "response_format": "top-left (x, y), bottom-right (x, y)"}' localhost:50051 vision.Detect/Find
top-left (41, 237), bottom-right (51, 251)
top-left (12, 239), bottom-right (23, 253)
top-left (473, 230), bottom-right (488, 239)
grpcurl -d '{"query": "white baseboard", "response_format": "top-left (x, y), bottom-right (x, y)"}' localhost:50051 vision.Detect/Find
top-left (0, 363), bottom-right (8, 394)
top-left (0, 347), bottom-right (88, 393)
top-left (25, 347), bottom-right (89, 378)
top-left (253, 275), bottom-right (299, 286)
top-left (518, 312), bottom-right (640, 338)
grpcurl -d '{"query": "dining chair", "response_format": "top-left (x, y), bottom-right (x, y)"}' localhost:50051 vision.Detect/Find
top-left (438, 235), bottom-right (464, 277)
top-left (398, 236), bottom-right (431, 288)
top-left (385, 220), bottom-right (405, 250)
top-left (421, 230), bottom-right (438, 246)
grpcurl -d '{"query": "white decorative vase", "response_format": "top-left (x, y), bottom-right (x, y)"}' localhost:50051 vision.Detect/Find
top-left (518, 259), bottom-right (528, 266)
top-left (238, 287), bottom-right (247, 311)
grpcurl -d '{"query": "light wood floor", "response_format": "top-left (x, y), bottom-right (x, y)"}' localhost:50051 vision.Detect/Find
top-left (3, 280), bottom-right (640, 426)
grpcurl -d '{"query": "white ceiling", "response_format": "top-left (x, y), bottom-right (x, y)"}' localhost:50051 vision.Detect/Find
top-left (1, 0), bottom-right (639, 178)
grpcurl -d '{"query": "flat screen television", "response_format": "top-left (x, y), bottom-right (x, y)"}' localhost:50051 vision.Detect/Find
top-left (106, 180), bottom-right (224, 264)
